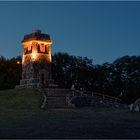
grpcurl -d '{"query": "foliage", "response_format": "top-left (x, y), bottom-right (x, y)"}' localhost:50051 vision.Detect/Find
top-left (0, 53), bottom-right (140, 103)
top-left (52, 52), bottom-right (94, 89)
top-left (52, 53), bottom-right (140, 104)
top-left (0, 56), bottom-right (22, 89)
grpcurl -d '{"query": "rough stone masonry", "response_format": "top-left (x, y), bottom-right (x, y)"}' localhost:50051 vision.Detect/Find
top-left (17, 30), bottom-right (53, 88)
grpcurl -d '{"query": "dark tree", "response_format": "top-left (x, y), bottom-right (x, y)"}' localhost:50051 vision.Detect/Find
top-left (0, 53), bottom-right (140, 104)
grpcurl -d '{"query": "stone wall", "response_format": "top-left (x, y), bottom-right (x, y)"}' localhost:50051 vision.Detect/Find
top-left (19, 60), bottom-right (52, 88)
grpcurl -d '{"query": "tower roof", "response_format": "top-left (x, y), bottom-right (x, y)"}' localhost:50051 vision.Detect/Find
top-left (22, 30), bottom-right (51, 43)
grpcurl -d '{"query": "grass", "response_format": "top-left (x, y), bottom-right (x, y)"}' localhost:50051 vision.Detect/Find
top-left (0, 88), bottom-right (42, 111)
top-left (0, 88), bottom-right (43, 137)
top-left (0, 88), bottom-right (140, 139)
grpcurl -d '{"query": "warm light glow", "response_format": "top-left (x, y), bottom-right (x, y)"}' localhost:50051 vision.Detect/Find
top-left (22, 40), bottom-right (52, 46)
top-left (28, 45), bottom-right (32, 51)
top-left (17, 61), bottom-right (20, 64)
top-left (49, 55), bottom-right (52, 62)
top-left (32, 53), bottom-right (37, 60)
top-left (22, 38), bottom-right (52, 63)
top-left (22, 56), bottom-right (25, 64)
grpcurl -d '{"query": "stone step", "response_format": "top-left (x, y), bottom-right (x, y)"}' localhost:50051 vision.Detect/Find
top-left (47, 96), bottom-right (66, 100)
top-left (47, 98), bottom-right (66, 101)
top-left (47, 102), bottom-right (67, 105)
top-left (46, 104), bottom-right (67, 108)
top-left (47, 95), bottom-right (66, 98)
top-left (44, 88), bottom-right (72, 96)
top-left (47, 106), bottom-right (68, 109)
top-left (46, 93), bottom-right (67, 97)
top-left (47, 101), bottom-right (66, 104)
top-left (47, 99), bottom-right (66, 103)
top-left (40, 88), bottom-right (76, 108)
top-left (47, 100), bottom-right (66, 104)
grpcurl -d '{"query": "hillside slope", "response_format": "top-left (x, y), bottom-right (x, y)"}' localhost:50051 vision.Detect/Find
top-left (0, 88), bottom-right (43, 112)
top-left (0, 89), bottom-right (140, 139)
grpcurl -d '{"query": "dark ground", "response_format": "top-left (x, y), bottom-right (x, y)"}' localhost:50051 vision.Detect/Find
top-left (0, 107), bottom-right (140, 139)
top-left (0, 89), bottom-right (140, 139)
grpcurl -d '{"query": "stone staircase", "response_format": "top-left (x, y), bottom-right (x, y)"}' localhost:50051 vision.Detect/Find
top-left (40, 88), bottom-right (72, 109)
top-left (47, 96), bottom-right (67, 108)
top-left (67, 90), bottom-right (128, 109)
top-left (39, 88), bottom-right (128, 109)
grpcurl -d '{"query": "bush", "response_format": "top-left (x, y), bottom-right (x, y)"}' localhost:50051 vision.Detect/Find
top-left (71, 96), bottom-right (92, 107)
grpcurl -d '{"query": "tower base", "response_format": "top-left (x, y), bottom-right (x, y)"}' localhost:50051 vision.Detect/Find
top-left (16, 78), bottom-right (58, 89)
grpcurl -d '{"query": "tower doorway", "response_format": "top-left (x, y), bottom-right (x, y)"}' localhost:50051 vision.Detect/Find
top-left (39, 69), bottom-right (48, 86)
top-left (41, 73), bottom-right (45, 85)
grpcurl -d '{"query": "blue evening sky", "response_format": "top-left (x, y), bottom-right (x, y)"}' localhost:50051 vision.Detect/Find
top-left (0, 1), bottom-right (140, 64)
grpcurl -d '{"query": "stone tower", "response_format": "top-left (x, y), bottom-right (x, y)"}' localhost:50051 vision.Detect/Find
top-left (19, 30), bottom-right (53, 88)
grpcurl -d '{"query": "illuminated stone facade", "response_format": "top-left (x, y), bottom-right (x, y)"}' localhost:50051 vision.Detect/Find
top-left (19, 30), bottom-right (53, 88)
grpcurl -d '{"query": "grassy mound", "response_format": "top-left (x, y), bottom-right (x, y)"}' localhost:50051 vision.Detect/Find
top-left (0, 88), bottom-right (43, 112)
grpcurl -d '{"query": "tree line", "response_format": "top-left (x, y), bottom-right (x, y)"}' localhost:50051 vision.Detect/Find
top-left (0, 53), bottom-right (140, 104)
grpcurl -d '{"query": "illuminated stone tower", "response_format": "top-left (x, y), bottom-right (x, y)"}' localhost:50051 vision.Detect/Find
top-left (20, 30), bottom-right (53, 88)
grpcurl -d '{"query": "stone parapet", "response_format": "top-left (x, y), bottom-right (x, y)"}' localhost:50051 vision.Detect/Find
top-left (16, 78), bottom-right (58, 89)
top-left (15, 83), bottom-right (40, 89)
top-left (20, 78), bottom-right (39, 85)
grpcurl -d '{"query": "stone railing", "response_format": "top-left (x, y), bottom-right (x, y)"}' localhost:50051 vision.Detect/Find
top-left (70, 90), bottom-right (121, 103)
top-left (66, 89), bottom-right (127, 108)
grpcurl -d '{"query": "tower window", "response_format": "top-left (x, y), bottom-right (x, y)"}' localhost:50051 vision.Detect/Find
top-left (24, 48), bottom-right (28, 55)
top-left (24, 46), bottom-right (32, 55)
top-left (45, 45), bottom-right (49, 54)
top-left (38, 43), bottom-right (49, 54)
top-left (40, 44), bottom-right (46, 53)
top-left (28, 45), bottom-right (32, 51)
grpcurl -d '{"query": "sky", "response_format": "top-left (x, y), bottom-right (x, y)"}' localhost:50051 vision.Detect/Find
top-left (0, 1), bottom-right (140, 64)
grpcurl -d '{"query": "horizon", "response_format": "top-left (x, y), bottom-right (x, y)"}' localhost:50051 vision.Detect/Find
top-left (0, 1), bottom-right (140, 64)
